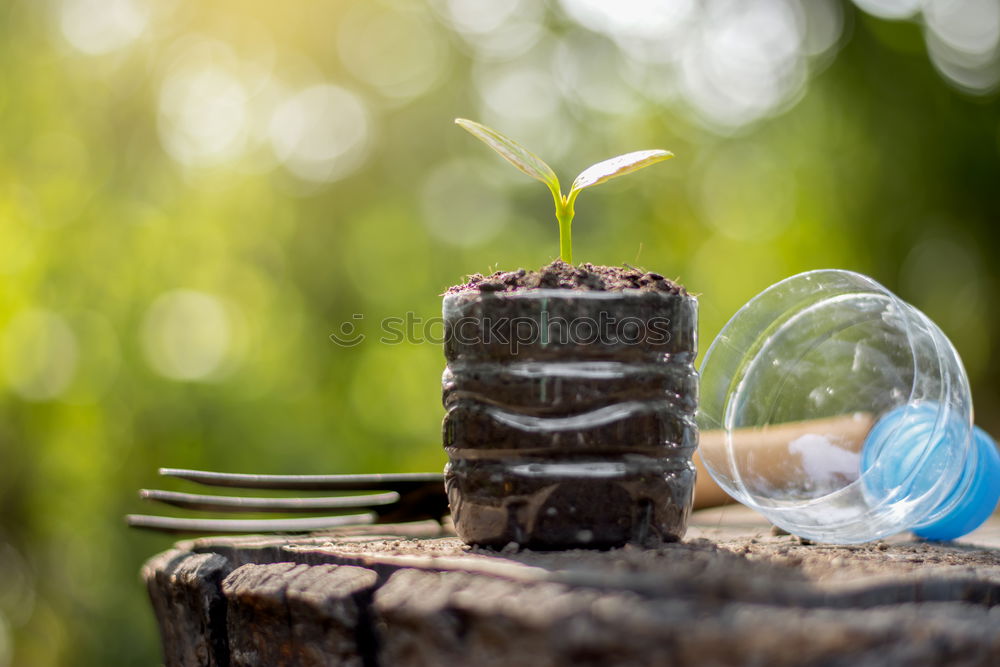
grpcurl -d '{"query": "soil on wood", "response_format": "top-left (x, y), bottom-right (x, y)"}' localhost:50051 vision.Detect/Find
top-left (298, 528), bottom-right (1000, 599)
top-left (151, 512), bottom-right (1000, 667)
top-left (446, 260), bottom-right (687, 295)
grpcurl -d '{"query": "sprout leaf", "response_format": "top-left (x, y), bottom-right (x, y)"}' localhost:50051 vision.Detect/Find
top-left (455, 119), bottom-right (673, 265)
top-left (569, 149), bottom-right (674, 197)
top-left (454, 118), bottom-right (560, 194)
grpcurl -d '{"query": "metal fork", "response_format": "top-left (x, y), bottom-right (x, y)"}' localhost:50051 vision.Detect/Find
top-left (126, 468), bottom-right (448, 535)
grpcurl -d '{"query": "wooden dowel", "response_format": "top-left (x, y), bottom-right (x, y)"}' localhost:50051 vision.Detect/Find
top-left (693, 413), bottom-right (875, 509)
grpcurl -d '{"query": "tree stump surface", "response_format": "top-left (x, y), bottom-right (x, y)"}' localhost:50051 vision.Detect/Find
top-left (143, 506), bottom-right (1000, 666)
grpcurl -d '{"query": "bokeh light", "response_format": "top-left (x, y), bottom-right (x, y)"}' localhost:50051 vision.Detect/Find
top-left (1, 310), bottom-right (78, 401)
top-left (474, 61), bottom-right (572, 161)
top-left (555, 32), bottom-right (643, 116)
top-left (0, 614), bottom-right (10, 667)
top-left (924, 0), bottom-right (1000, 92)
top-left (679, 1), bottom-right (810, 130)
top-left (268, 84), bottom-right (371, 183)
top-left (158, 50), bottom-right (250, 166)
top-left (431, 0), bottom-right (545, 60)
top-left (337, 4), bottom-right (448, 104)
top-left (420, 158), bottom-right (510, 246)
top-left (853, 0), bottom-right (1000, 93)
top-left (0, 1), bottom-right (998, 664)
top-left (0, 544), bottom-right (36, 629)
top-left (853, 0), bottom-right (923, 20)
top-left (559, 0), bottom-right (697, 50)
top-left (141, 290), bottom-right (235, 381)
top-left (59, 0), bottom-right (151, 55)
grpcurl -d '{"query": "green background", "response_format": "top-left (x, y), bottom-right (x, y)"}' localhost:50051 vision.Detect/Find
top-left (1, 0), bottom-right (998, 663)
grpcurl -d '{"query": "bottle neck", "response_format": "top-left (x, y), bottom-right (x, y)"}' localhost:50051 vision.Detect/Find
top-left (912, 426), bottom-right (1000, 540)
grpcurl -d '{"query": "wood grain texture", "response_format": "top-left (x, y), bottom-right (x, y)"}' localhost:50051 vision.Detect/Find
top-left (372, 568), bottom-right (1000, 667)
top-left (141, 508), bottom-right (1000, 666)
top-left (143, 549), bottom-right (233, 667)
top-left (222, 563), bottom-right (378, 667)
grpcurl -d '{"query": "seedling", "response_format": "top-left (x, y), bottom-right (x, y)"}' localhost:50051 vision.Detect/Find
top-left (455, 118), bottom-right (673, 264)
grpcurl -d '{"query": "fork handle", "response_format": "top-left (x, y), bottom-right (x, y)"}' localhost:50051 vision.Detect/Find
top-left (159, 468), bottom-right (442, 492)
top-left (125, 512), bottom-right (376, 534)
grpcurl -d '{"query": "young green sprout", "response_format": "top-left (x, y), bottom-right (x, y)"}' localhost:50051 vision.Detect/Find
top-left (455, 118), bottom-right (673, 264)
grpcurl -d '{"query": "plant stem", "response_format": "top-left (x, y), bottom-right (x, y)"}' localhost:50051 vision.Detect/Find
top-left (555, 193), bottom-right (576, 264)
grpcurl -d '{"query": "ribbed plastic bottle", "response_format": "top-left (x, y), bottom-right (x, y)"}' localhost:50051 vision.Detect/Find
top-left (442, 288), bottom-right (698, 548)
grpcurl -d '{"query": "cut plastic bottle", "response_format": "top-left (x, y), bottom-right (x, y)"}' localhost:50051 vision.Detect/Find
top-left (698, 269), bottom-right (1000, 543)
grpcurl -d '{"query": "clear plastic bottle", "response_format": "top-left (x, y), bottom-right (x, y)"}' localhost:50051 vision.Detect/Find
top-left (698, 270), bottom-right (1000, 543)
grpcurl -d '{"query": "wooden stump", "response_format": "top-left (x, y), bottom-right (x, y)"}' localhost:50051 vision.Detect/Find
top-left (143, 507), bottom-right (1000, 666)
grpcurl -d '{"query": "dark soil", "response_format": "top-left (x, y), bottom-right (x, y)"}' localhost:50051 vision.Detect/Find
top-left (446, 260), bottom-right (686, 295)
top-left (441, 282), bottom-right (698, 549)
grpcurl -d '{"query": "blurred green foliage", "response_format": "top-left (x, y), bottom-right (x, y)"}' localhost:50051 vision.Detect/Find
top-left (0, 0), bottom-right (998, 663)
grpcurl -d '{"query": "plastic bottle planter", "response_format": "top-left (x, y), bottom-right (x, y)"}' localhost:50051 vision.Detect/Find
top-left (442, 289), bottom-right (698, 549)
top-left (699, 270), bottom-right (1000, 544)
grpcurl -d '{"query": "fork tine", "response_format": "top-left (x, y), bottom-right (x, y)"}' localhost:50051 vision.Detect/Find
top-left (159, 468), bottom-right (443, 492)
top-left (128, 468), bottom-right (449, 535)
top-left (125, 512), bottom-right (376, 534)
top-left (140, 489), bottom-right (401, 513)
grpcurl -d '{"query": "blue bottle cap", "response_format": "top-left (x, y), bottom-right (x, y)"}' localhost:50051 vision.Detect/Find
top-left (860, 403), bottom-right (1000, 540)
